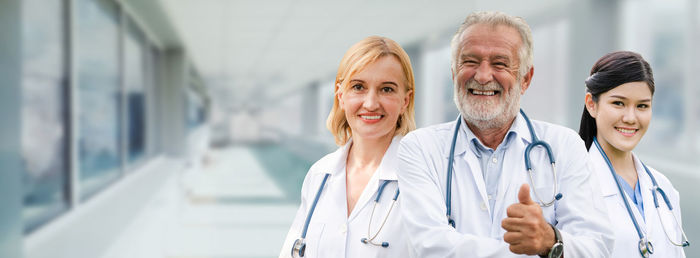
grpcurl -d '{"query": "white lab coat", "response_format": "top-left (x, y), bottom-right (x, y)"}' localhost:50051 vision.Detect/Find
top-left (589, 145), bottom-right (686, 257)
top-left (279, 136), bottom-right (408, 258)
top-left (397, 113), bottom-right (614, 257)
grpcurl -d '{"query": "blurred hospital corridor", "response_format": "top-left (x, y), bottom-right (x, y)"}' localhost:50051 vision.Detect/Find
top-left (101, 144), bottom-right (313, 258)
top-left (2, 0), bottom-right (700, 257)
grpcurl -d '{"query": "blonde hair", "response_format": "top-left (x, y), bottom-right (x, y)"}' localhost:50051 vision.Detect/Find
top-left (450, 11), bottom-right (533, 78)
top-left (326, 36), bottom-right (416, 146)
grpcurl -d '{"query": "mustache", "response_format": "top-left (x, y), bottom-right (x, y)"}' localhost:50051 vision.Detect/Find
top-left (464, 79), bottom-right (503, 92)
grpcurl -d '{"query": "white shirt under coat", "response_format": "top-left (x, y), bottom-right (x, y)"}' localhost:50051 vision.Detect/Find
top-left (589, 145), bottom-right (686, 257)
top-left (279, 136), bottom-right (408, 258)
top-left (397, 113), bottom-right (614, 257)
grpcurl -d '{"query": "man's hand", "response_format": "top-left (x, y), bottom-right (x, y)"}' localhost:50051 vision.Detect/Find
top-left (501, 184), bottom-right (555, 255)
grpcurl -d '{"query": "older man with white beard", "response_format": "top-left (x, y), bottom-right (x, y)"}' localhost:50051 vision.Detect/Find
top-left (396, 11), bottom-right (613, 258)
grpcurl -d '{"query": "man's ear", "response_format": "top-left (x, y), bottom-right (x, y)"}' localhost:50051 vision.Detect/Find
top-left (585, 93), bottom-right (597, 118)
top-left (519, 66), bottom-right (534, 94)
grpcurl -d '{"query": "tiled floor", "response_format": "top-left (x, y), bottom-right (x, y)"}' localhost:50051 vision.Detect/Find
top-left (101, 146), bottom-right (307, 258)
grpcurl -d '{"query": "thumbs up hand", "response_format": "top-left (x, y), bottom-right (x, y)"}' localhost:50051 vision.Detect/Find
top-left (501, 184), bottom-right (555, 255)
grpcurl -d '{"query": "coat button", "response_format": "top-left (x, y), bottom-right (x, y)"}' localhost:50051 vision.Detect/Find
top-left (340, 224), bottom-right (347, 233)
top-left (480, 202), bottom-right (487, 211)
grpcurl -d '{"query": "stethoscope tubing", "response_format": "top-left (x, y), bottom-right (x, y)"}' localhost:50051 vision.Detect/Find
top-left (445, 114), bottom-right (461, 228)
top-left (593, 137), bottom-right (690, 255)
top-left (362, 180), bottom-right (400, 248)
top-left (445, 109), bottom-right (560, 227)
top-left (301, 173), bottom-right (331, 238)
top-left (295, 172), bottom-right (401, 255)
top-left (593, 138), bottom-right (646, 241)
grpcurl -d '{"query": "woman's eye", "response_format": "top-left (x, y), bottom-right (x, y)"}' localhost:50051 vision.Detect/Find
top-left (612, 101), bottom-right (624, 106)
top-left (352, 84), bottom-right (364, 91)
top-left (381, 87), bottom-right (395, 93)
top-left (638, 104), bottom-right (649, 109)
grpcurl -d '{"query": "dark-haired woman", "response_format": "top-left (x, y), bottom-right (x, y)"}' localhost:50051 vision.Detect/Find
top-left (579, 51), bottom-right (688, 257)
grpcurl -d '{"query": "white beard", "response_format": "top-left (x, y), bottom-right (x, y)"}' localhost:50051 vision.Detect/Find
top-left (453, 78), bottom-right (521, 130)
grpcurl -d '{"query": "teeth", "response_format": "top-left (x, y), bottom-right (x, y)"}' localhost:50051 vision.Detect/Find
top-left (472, 89), bottom-right (495, 96)
top-left (361, 115), bottom-right (381, 120)
top-left (617, 128), bottom-right (636, 134)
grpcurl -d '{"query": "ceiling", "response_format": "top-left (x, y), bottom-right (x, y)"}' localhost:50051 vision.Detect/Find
top-left (158, 0), bottom-right (564, 109)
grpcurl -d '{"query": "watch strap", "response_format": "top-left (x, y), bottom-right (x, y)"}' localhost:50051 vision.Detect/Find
top-left (539, 223), bottom-right (563, 258)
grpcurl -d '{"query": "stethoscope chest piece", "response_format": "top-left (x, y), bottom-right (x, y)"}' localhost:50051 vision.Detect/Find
top-left (292, 238), bottom-right (306, 257)
top-left (639, 238), bottom-right (654, 258)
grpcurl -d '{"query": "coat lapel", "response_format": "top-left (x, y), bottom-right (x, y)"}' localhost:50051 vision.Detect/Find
top-left (493, 136), bottom-right (527, 221)
top-left (590, 145), bottom-right (648, 233)
top-left (635, 154), bottom-right (653, 238)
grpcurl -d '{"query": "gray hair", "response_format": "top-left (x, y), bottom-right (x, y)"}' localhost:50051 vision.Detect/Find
top-left (450, 11), bottom-right (533, 78)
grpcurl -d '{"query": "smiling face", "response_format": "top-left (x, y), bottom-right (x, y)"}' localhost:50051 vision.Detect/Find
top-left (338, 55), bottom-right (411, 142)
top-left (452, 23), bottom-right (532, 129)
top-left (586, 81), bottom-right (653, 154)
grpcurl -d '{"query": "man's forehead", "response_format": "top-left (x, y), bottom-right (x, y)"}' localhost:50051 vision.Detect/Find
top-left (462, 24), bottom-right (521, 43)
top-left (459, 24), bottom-right (522, 56)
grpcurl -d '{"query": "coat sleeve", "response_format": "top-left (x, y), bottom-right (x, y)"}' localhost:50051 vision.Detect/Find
top-left (278, 166), bottom-right (317, 258)
top-left (555, 132), bottom-right (614, 258)
top-left (397, 132), bottom-right (517, 258)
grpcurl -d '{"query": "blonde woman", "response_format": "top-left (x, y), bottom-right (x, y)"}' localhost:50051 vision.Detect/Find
top-left (279, 36), bottom-right (415, 258)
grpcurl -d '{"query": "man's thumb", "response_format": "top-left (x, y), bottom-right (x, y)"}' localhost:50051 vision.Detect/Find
top-left (518, 184), bottom-right (535, 205)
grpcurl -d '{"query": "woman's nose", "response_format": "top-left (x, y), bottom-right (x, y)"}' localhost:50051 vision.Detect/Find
top-left (621, 107), bottom-right (637, 124)
top-left (362, 90), bottom-right (380, 110)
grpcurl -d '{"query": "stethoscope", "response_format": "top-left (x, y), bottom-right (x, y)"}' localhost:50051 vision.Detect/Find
top-left (290, 174), bottom-right (400, 257)
top-left (360, 180), bottom-right (400, 247)
top-left (593, 137), bottom-right (690, 258)
top-left (445, 109), bottom-right (562, 228)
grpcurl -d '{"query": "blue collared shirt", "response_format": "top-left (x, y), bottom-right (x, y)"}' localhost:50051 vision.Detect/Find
top-left (464, 118), bottom-right (519, 217)
top-left (616, 173), bottom-right (645, 221)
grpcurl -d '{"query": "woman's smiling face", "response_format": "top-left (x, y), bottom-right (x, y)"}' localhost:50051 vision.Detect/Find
top-left (338, 55), bottom-right (410, 142)
top-left (586, 81), bottom-right (653, 153)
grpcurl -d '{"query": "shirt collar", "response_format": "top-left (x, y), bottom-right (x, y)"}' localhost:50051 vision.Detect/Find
top-left (377, 135), bottom-right (401, 181)
top-left (453, 112), bottom-right (530, 157)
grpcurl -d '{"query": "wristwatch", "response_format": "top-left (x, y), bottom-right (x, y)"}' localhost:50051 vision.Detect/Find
top-left (541, 223), bottom-right (563, 258)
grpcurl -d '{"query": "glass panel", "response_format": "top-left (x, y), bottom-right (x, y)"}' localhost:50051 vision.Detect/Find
top-left (77, 0), bottom-right (122, 200)
top-left (125, 19), bottom-right (146, 163)
top-left (420, 44), bottom-right (457, 127)
top-left (620, 0), bottom-right (687, 159)
top-left (21, 0), bottom-right (69, 233)
top-left (186, 87), bottom-right (205, 130)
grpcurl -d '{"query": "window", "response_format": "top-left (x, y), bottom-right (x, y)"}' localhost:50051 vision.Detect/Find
top-left (76, 0), bottom-right (122, 200)
top-left (620, 0), bottom-right (698, 161)
top-left (186, 87), bottom-right (206, 130)
top-left (125, 18), bottom-right (147, 163)
top-left (419, 44), bottom-right (458, 127)
top-left (21, 0), bottom-right (70, 233)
